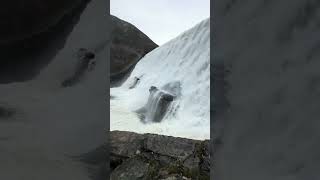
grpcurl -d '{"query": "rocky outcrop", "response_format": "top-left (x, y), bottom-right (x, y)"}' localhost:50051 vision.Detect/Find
top-left (136, 86), bottom-right (176, 123)
top-left (110, 131), bottom-right (210, 180)
top-left (110, 16), bottom-right (158, 85)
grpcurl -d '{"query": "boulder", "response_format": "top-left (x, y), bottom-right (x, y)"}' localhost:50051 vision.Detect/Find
top-left (128, 77), bottom-right (141, 89)
top-left (137, 86), bottom-right (176, 123)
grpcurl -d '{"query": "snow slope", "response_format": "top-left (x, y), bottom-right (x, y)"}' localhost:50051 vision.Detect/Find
top-left (110, 18), bottom-right (210, 140)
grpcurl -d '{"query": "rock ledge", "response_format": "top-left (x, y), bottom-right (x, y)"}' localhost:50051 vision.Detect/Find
top-left (110, 131), bottom-right (210, 180)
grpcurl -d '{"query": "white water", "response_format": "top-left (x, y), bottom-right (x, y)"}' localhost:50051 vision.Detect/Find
top-left (110, 18), bottom-right (210, 140)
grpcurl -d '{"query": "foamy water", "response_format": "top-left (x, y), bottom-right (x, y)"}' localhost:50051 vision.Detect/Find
top-left (110, 18), bottom-right (210, 140)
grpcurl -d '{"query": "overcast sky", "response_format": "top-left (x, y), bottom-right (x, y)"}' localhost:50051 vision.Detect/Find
top-left (110, 0), bottom-right (210, 45)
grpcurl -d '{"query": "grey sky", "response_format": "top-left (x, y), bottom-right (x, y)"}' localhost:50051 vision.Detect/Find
top-left (110, 0), bottom-right (210, 45)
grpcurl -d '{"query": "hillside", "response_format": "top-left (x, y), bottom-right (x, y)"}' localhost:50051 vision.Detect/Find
top-left (110, 15), bottom-right (158, 85)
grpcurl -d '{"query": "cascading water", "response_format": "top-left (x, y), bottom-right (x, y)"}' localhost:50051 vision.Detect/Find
top-left (110, 18), bottom-right (210, 140)
top-left (143, 89), bottom-right (168, 123)
top-left (136, 82), bottom-right (180, 123)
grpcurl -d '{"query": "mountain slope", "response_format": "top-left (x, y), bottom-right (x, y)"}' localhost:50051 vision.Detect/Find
top-left (110, 15), bottom-right (158, 85)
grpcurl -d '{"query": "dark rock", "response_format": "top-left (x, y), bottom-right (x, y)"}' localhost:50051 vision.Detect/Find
top-left (110, 131), bottom-right (210, 180)
top-left (110, 156), bottom-right (151, 180)
top-left (137, 85), bottom-right (177, 123)
top-left (149, 86), bottom-right (158, 92)
top-left (129, 77), bottom-right (141, 89)
top-left (110, 16), bottom-right (158, 85)
top-left (162, 93), bottom-right (175, 101)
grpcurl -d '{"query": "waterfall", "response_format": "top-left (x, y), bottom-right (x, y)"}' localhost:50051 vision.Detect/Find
top-left (110, 18), bottom-right (210, 140)
top-left (143, 87), bottom-right (174, 123)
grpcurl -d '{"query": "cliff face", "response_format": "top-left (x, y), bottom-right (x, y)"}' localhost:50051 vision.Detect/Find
top-left (110, 16), bottom-right (158, 85)
top-left (110, 131), bottom-right (210, 180)
top-left (214, 0), bottom-right (320, 179)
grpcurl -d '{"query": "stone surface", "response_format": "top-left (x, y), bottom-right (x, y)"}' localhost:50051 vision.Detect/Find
top-left (137, 86), bottom-right (177, 123)
top-left (110, 131), bottom-right (210, 180)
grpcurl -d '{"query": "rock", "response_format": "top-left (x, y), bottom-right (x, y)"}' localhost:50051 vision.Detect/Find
top-left (110, 16), bottom-right (158, 85)
top-left (137, 86), bottom-right (176, 123)
top-left (162, 93), bottom-right (175, 101)
top-left (110, 156), bottom-right (151, 180)
top-left (129, 77), bottom-right (141, 89)
top-left (149, 86), bottom-right (158, 92)
top-left (110, 131), bottom-right (211, 180)
top-left (110, 131), bottom-right (145, 158)
top-left (144, 134), bottom-right (198, 160)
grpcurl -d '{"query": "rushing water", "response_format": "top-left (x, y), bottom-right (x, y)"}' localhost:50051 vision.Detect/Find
top-left (111, 18), bottom-right (210, 140)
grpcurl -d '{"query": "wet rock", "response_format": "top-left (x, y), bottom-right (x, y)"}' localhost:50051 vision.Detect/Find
top-left (129, 77), bottom-right (141, 89)
top-left (137, 86), bottom-right (176, 123)
top-left (110, 131), bottom-right (210, 180)
top-left (144, 134), bottom-right (198, 160)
